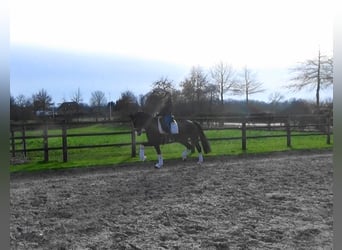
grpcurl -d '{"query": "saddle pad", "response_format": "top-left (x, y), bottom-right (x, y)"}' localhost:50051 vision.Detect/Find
top-left (157, 117), bottom-right (167, 134)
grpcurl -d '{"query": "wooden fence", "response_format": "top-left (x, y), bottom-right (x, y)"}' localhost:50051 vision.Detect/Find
top-left (9, 114), bottom-right (332, 163)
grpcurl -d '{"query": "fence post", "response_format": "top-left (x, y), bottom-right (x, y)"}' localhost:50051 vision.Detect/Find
top-left (326, 114), bottom-right (331, 145)
top-left (286, 117), bottom-right (291, 148)
top-left (11, 130), bottom-right (15, 157)
top-left (131, 129), bottom-right (136, 157)
top-left (62, 121), bottom-right (68, 162)
top-left (241, 121), bottom-right (247, 151)
top-left (22, 125), bottom-right (27, 158)
top-left (43, 121), bottom-right (49, 162)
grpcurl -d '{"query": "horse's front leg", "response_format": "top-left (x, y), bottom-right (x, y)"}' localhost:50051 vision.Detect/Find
top-left (154, 144), bottom-right (163, 169)
top-left (139, 141), bottom-right (155, 161)
top-left (139, 144), bottom-right (147, 161)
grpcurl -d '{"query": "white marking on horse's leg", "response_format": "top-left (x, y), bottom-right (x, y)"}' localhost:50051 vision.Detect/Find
top-left (139, 145), bottom-right (146, 161)
top-left (198, 153), bottom-right (203, 164)
top-left (155, 154), bottom-right (163, 168)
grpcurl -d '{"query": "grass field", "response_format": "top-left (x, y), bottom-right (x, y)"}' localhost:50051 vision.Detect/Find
top-left (10, 124), bottom-right (333, 173)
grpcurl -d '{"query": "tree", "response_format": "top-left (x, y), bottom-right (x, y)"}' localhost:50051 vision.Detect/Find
top-left (193, 67), bottom-right (209, 103)
top-left (205, 84), bottom-right (220, 113)
top-left (90, 90), bottom-right (107, 107)
top-left (234, 67), bottom-right (265, 105)
top-left (114, 91), bottom-right (139, 117)
top-left (15, 94), bottom-right (33, 120)
top-left (70, 87), bottom-right (83, 121)
top-left (179, 66), bottom-right (209, 113)
top-left (32, 89), bottom-right (53, 115)
top-left (268, 92), bottom-right (284, 113)
top-left (10, 95), bottom-right (15, 117)
top-left (90, 90), bottom-right (107, 121)
top-left (210, 62), bottom-right (236, 106)
top-left (71, 87), bottom-right (83, 104)
top-left (287, 50), bottom-right (333, 107)
top-left (151, 77), bottom-right (175, 92)
top-left (141, 88), bottom-right (168, 115)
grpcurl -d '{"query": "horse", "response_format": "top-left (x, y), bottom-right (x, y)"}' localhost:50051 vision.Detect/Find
top-left (129, 111), bottom-right (211, 168)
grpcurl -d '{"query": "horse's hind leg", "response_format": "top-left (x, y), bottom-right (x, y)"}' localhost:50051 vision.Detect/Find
top-left (154, 145), bottom-right (163, 169)
top-left (179, 138), bottom-right (203, 163)
top-left (195, 141), bottom-right (204, 164)
top-left (179, 140), bottom-right (194, 161)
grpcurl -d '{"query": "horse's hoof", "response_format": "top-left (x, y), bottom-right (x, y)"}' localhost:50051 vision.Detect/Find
top-left (155, 163), bottom-right (162, 169)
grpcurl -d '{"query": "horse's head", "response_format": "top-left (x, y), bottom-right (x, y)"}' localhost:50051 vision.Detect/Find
top-left (129, 112), bottom-right (151, 136)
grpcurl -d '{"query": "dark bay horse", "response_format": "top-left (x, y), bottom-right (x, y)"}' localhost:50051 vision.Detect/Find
top-left (129, 112), bottom-right (211, 168)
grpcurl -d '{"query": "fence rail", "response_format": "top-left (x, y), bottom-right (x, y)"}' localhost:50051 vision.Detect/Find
top-left (10, 114), bottom-right (332, 163)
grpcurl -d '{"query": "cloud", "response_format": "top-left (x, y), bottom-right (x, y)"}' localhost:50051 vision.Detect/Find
top-left (11, 0), bottom-right (333, 68)
top-left (10, 46), bottom-right (189, 103)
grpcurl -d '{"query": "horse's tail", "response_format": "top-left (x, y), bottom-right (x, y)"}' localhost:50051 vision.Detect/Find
top-left (193, 121), bottom-right (211, 154)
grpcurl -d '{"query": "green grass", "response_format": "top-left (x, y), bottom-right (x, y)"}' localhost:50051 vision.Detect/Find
top-left (10, 125), bottom-right (333, 173)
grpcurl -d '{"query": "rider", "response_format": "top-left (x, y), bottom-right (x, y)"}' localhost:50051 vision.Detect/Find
top-left (158, 91), bottom-right (173, 133)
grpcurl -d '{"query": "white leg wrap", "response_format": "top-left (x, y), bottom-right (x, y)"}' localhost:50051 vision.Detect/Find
top-left (139, 145), bottom-right (146, 161)
top-left (198, 153), bottom-right (203, 164)
top-left (182, 150), bottom-right (188, 160)
top-left (155, 154), bottom-right (163, 168)
top-left (182, 149), bottom-right (192, 160)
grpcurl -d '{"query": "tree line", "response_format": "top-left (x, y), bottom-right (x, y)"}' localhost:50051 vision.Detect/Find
top-left (10, 51), bottom-right (333, 122)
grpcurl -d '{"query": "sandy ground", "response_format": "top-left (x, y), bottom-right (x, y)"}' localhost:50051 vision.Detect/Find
top-left (10, 151), bottom-right (333, 249)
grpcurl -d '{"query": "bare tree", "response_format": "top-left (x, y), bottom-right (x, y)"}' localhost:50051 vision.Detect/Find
top-left (11, 94), bottom-right (33, 121)
top-left (210, 62), bottom-right (236, 105)
top-left (90, 90), bottom-right (107, 107)
top-left (90, 90), bottom-right (107, 121)
top-left (151, 77), bottom-right (175, 92)
top-left (205, 83), bottom-right (220, 112)
top-left (287, 50), bottom-right (333, 107)
top-left (268, 92), bottom-right (284, 104)
top-left (70, 87), bottom-right (83, 121)
top-left (268, 92), bottom-right (284, 113)
top-left (16, 94), bottom-right (30, 108)
top-left (234, 67), bottom-right (265, 104)
top-left (71, 87), bottom-right (83, 104)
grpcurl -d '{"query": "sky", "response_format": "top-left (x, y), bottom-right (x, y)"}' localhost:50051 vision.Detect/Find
top-left (10, 0), bottom-right (334, 105)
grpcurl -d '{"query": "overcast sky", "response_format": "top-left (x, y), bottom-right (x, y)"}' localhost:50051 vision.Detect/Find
top-left (10, 0), bottom-right (333, 104)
